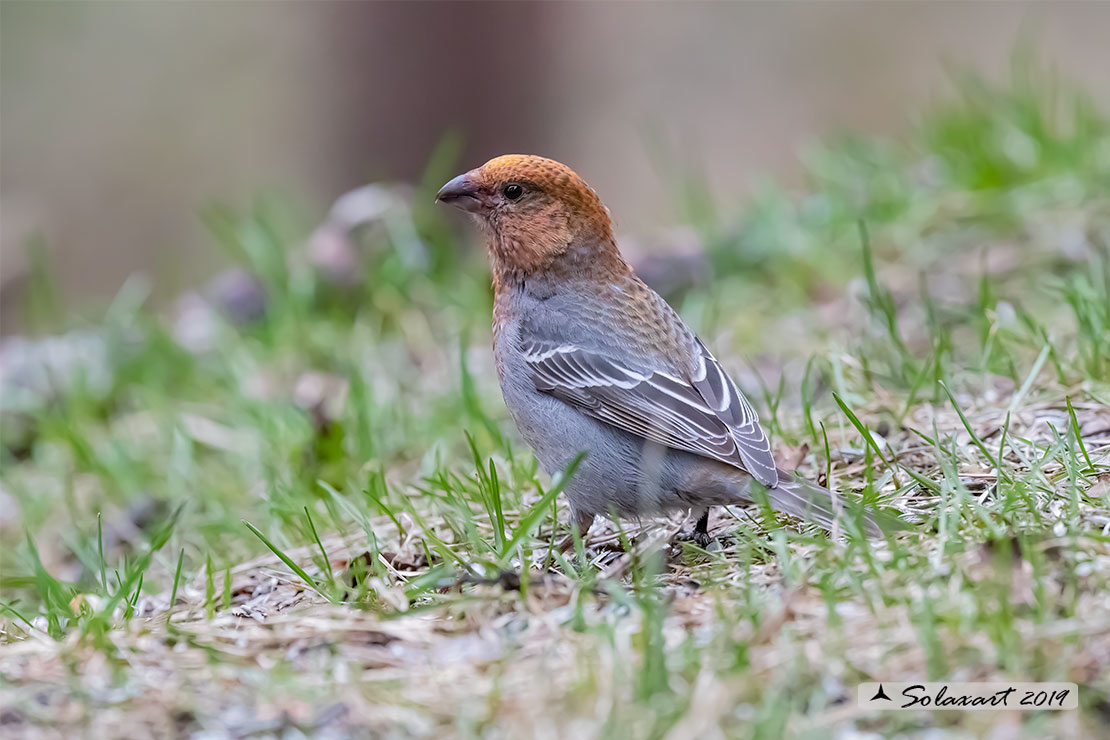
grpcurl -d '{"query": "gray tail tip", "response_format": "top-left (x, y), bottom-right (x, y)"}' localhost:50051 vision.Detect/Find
top-left (764, 469), bottom-right (910, 539)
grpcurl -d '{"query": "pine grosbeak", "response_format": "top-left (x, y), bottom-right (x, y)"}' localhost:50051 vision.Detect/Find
top-left (438, 155), bottom-right (883, 541)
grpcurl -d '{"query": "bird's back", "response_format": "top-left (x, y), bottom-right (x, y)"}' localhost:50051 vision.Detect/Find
top-left (497, 269), bottom-right (697, 377)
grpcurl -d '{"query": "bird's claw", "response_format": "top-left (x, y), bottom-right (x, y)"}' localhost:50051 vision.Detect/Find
top-left (672, 528), bottom-right (718, 550)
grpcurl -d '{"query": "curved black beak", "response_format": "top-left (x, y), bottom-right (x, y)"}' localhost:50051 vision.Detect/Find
top-left (435, 171), bottom-right (484, 213)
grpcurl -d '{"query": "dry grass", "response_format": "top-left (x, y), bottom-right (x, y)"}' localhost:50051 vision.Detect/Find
top-left (4, 388), bottom-right (1109, 738)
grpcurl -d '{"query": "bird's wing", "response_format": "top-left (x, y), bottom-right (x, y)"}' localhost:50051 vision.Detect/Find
top-left (521, 336), bottom-right (779, 487)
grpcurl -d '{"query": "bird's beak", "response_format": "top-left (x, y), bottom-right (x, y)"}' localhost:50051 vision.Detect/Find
top-left (435, 171), bottom-right (484, 213)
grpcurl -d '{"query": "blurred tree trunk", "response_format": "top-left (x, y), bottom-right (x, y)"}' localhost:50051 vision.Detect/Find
top-left (319, 1), bottom-right (553, 189)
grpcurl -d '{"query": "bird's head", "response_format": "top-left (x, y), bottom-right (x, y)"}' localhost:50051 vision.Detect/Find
top-left (436, 154), bottom-right (620, 276)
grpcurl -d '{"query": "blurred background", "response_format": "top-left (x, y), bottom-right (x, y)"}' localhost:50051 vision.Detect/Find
top-left (3, 1), bottom-right (1109, 333)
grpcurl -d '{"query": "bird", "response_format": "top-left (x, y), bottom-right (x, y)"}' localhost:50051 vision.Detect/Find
top-left (436, 154), bottom-right (886, 543)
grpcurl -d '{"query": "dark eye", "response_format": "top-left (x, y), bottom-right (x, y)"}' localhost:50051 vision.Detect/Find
top-left (503, 184), bottom-right (523, 201)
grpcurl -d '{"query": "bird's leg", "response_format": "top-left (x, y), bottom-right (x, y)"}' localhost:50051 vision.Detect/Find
top-left (694, 508), bottom-right (711, 544)
top-left (574, 510), bottom-right (596, 544)
top-left (675, 507), bottom-right (715, 548)
top-left (552, 510), bottom-right (596, 556)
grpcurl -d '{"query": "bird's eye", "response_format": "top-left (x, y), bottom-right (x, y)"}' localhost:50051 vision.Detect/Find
top-left (503, 184), bottom-right (523, 201)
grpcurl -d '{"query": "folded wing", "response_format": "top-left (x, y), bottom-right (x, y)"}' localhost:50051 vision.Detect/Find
top-left (522, 337), bottom-right (778, 487)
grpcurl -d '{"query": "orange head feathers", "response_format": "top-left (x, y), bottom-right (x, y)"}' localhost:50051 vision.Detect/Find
top-left (436, 155), bottom-right (624, 278)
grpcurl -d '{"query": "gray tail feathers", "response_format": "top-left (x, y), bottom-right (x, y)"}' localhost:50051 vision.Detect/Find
top-left (761, 468), bottom-right (897, 538)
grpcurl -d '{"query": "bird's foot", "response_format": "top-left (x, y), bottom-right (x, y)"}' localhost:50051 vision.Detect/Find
top-left (672, 527), bottom-right (718, 549)
top-left (672, 509), bottom-right (732, 550)
top-left (545, 513), bottom-right (602, 563)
